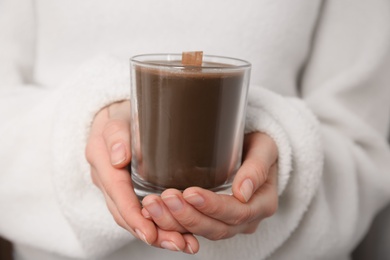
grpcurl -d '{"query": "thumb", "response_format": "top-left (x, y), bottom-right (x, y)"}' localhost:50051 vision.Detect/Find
top-left (232, 132), bottom-right (278, 203)
top-left (102, 101), bottom-right (131, 168)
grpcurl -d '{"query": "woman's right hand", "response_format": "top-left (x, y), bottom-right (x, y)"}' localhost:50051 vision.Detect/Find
top-left (85, 100), bottom-right (199, 254)
top-left (141, 132), bottom-right (279, 242)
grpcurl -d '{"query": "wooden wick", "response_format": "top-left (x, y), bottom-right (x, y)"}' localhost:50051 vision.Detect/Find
top-left (182, 51), bottom-right (203, 66)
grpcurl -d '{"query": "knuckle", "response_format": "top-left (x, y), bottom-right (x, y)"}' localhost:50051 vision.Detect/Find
top-left (230, 207), bottom-right (253, 226)
top-left (207, 202), bottom-right (225, 217)
top-left (263, 196), bottom-right (278, 218)
top-left (181, 215), bottom-right (201, 229)
top-left (245, 161), bottom-right (268, 185)
top-left (165, 222), bottom-right (186, 233)
top-left (103, 120), bottom-right (126, 140)
top-left (242, 221), bottom-right (260, 234)
top-left (256, 163), bottom-right (269, 184)
top-left (244, 161), bottom-right (258, 175)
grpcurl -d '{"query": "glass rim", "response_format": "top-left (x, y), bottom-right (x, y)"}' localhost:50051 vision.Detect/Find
top-left (130, 53), bottom-right (251, 70)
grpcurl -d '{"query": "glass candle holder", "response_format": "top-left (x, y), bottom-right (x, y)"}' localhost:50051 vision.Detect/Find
top-left (130, 54), bottom-right (251, 198)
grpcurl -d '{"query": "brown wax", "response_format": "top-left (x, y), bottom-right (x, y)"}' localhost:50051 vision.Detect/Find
top-left (134, 62), bottom-right (245, 190)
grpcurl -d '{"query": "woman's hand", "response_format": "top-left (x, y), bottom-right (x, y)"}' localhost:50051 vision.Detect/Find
top-left (142, 132), bottom-right (279, 240)
top-left (85, 100), bottom-right (199, 254)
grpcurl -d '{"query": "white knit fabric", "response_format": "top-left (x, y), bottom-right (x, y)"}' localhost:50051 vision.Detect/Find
top-left (1, 0), bottom-right (390, 260)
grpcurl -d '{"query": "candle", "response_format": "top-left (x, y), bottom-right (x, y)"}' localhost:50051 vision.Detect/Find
top-left (130, 53), bottom-right (251, 197)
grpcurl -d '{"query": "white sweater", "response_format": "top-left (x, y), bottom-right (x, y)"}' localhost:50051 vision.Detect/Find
top-left (1, 0), bottom-right (390, 259)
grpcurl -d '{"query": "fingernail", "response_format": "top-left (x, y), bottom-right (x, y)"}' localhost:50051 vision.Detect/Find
top-left (161, 241), bottom-right (181, 251)
top-left (135, 229), bottom-right (150, 245)
top-left (184, 193), bottom-right (204, 207)
top-left (141, 208), bottom-right (152, 219)
top-left (240, 179), bottom-right (254, 202)
top-left (186, 243), bottom-right (195, 254)
top-left (143, 200), bottom-right (163, 218)
top-left (111, 143), bottom-right (126, 165)
top-left (162, 195), bottom-right (183, 212)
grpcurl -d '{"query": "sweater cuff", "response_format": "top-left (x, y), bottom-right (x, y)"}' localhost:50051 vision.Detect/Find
top-left (244, 88), bottom-right (292, 196)
top-left (51, 55), bottom-right (132, 258)
top-left (244, 86), bottom-right (322, 196)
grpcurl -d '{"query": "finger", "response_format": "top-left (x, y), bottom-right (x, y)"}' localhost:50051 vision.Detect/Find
top-left (141, 207), bottom-right (152, 220)
top-left (108, 100), bottom-right (131, 120)
top-left (106, 170), bottom-right (157, 245)
top-left (241, 218), bottom-right (262, 234)
top-left (161, 189), bottom-right (239, 240)
top-left (232, 132), bottom-right (278, 203)
top-left (106, 191), bottom-right (197, 254)
top-left (103, 101), bottom-right (131, 168)
top-left (91, 168), bottom-right (131, 233)
top-left (183, 166), bottom-right (278, 226)
top-left (102, 187), bottom-right (138, 236)
top-left (92, 137), bottom-right (157, 245)
top-left (151, 228), bottom-right (199, 254)
top-left (142, 194), bottom-right (188, 233)
top-left (183, 233), bottom-right (199, 254)
top-left (97, 173), bottom-right (157, 242)
top-left (90, 164), bottom-right (126, 230)
top-left (86, 105), bottom-right (157, 244)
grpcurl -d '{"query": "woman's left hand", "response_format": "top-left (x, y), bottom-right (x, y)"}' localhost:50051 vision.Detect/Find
top-left (141, 132), bottom-right (279, 240)
top-left (86, 100), bottom-right (199, 254)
